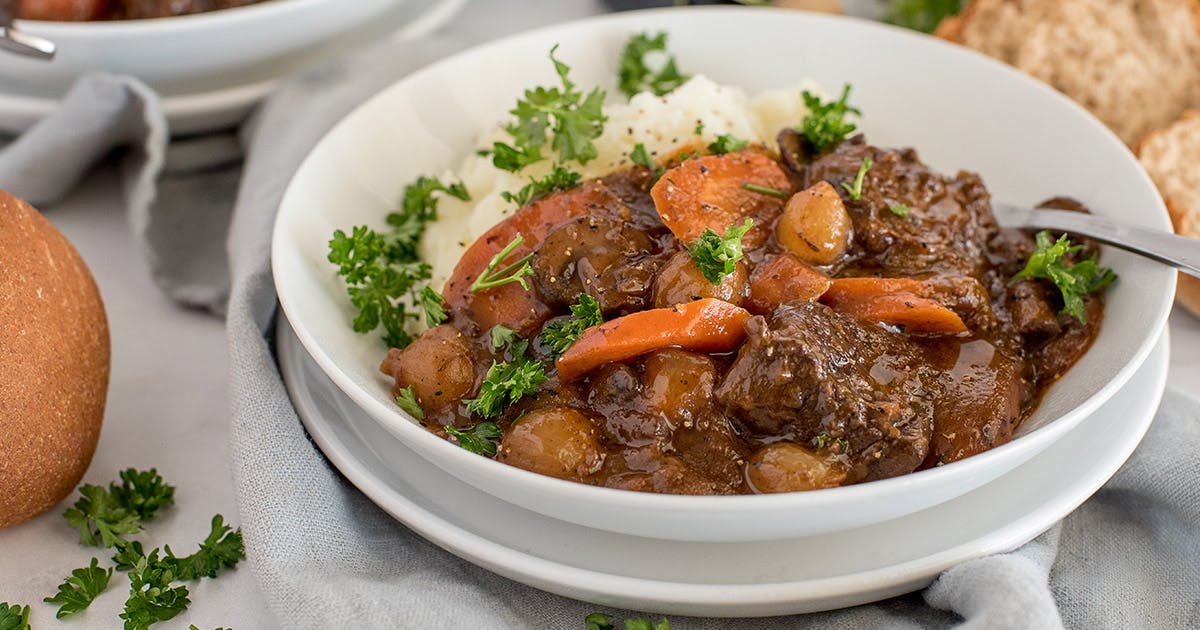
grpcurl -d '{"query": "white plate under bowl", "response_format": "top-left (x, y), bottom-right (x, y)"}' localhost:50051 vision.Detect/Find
top-left (278, 318), bottom-right (1168, 616)
top-left (271, 7), bottom-right (1176, 542)
top-left (0, 0), bottom-right (465, 134)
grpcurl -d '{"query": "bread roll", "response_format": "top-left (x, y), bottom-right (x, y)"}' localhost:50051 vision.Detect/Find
top-left (1138, 110), bottom-right (1200, 317)
top-left (937, 0), bottom-right (1200, 147)
top-left (0, 189), bottom-right (109, 529)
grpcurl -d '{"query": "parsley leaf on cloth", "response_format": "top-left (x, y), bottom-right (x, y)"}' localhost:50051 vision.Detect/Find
top-left (44, 558), bottom-right (113, 618)
top-left (161, 515), bottom-right (245, 581)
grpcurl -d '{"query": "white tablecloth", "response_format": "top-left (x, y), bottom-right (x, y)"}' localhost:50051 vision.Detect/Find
top-left (1, 1), bottom-right (1198, 626)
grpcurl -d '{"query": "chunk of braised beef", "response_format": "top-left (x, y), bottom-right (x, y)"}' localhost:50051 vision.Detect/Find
top-left (531, 215), bottom-right (661, 315)
top-left (714, 301), bottom-right (935, 482)
top-left (799, 136), bottom-right (1001, 279)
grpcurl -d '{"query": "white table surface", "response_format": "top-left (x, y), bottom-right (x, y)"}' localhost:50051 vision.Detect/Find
top-left (1, 1), bottom-right (1198, 627)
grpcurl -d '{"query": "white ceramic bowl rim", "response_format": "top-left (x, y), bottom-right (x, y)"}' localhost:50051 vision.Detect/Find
top-left (273, 7), bottom-right (1176, 517)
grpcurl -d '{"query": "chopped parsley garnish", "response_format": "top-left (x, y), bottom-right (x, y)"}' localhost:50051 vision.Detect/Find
top-left (742, 182), bottom-right (790, 199)
top-left (0, 603), bottom-right (30, 630)
top-left (800, 84), bottom-right (861, 154)
top-left (629, 143), bottom-right (664, 182)
top-left (501, 163), bottom-right (582, 207)
top-left (444, 422), bottom-right (504, 456)
top-left (120, 549), bottom-right (191, 630)
top-left (464, 356), bottom-right (547, 419)
top-left (64, 469), bottom-right (175, 548)
top-left (1012, 231), bottom-right (1117, 324)
top-left (418, 286), bottom-right (448, 327)
top-left (329, 175), bottom-right (465, 348)
top-left (493, 45), bottom-right (607, 171)
top-left (618, 31), bottom-right (689, 98)
top-left (112, 540), bottom-right (147, 571)
top-left (43, 558), bottom-right (112, 618)
top-left (890, 203), bottom-right (911, 218)
top-left (841, 157), bottom-right (873, 201)
top-left (385, 176), bottom-right (470, 261)
top-left (161, 515), bottom-right (245, 581)
top-left (815, 433), bottom-right (851, 454)
top-left (395, 386), bottom-right (425, 420)
top-left (689, 218), bottom-right (755, 284)
top-left (470, 234), bottom-right (536, 293)
top-left (540, 294), bottom-right (605, 357)
top-left (694, 122), bottom-right (704, 135)
top-left (489, 324), bottom-right (519, 351)
top-left (586, 612), bottom-right (671, 630)
top-left (884, 0), bottom-right (963, 33)
top-left (707, 133), bottom-right (748, 155)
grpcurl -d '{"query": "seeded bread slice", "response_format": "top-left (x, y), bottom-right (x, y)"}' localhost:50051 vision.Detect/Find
top-left (938, 0), bottom-right (1200, 147)
top-left (1137, 110), bottom-right (1200, 317)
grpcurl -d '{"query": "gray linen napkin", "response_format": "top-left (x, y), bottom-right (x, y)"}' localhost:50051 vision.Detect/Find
top-left (3, 37), bottom-right (1199, 630)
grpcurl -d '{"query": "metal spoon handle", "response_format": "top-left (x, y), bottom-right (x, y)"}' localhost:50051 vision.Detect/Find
top-left (997, 205), bottom-right (1200, 278)
top-left (0, 0), bottom-right (56, 60)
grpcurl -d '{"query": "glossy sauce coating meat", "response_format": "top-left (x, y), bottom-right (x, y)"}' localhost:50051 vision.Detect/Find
top-left (382, 137), bottom-right (1106, 494)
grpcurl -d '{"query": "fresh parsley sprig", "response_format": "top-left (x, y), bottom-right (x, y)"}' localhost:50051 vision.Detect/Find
top-left (395, 386), bottom-right (425, 420)
top-left (418, 286), bottom-right (449, 328)
top-left (707, 133), bottom-right (748, 155)
top-left (884, 0), bottom-right (963, 33)
top-left (493, 46), bottom-right (607, 172)
top-left (630, 143), bottom-right (664, 183)
top-left (501, 163), bottom-right (583, 207)
top-left (44, 558), bottom-right (113, 618)
top-left (0, 603), bottom-right (30, 630)
top-left (800, 84), bottom-right (860, 154)
top-left (329, 176), bottom-right (467, 348)
top-left (64, 469), bottom-right (175, 548)
top-left (120, 550), bottom-right (191, 630)
top-left (841, 157), bottom-right (873, 201)
top-left (689, 218), bottom-right (755, 284)
top-left (465, 327), bottom-right (546, 420)
top-left (540, 294), bottom-right (604, 358)
top-left (586, 612), bottom-right (671, 630)
top-left (465, 357), bottom-right (547, 419)
top-left (618, 31), bottom-right (689, 98)
top-left (386, 176), bottom-right (470, 261)
top-left (161, 515), bottom-right (245, 581)
top-left (815, 433), bottom-right (851, 455)
top-left (470, 234), bottom-right (536, 293)
top-left (1012, 231), bottom-right (1117, 324)
top-left (444, 422), bottom-right (505, 456)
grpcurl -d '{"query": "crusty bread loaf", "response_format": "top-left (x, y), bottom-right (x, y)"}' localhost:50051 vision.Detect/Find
top-left (0, 190), bottom-right (110, 528)
top-left (938, 0), bottom-right (1200, 147)
top-left (1138, 110), bottom-right (1200, 317)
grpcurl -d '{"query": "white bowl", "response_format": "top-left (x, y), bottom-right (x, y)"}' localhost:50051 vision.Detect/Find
top-left (272, 7), bottom-right (1175, 542)
top-left (0, 0), bottom-right (464, 133)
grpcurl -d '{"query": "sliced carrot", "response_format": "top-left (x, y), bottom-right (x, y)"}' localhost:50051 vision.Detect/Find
top-left (820, 277), bottom-right (967, 334)
top-left (650, 151), bottom-right (791, 248)
top-left (556, 298), bottom-right (751, 381)
top-left (745, 253), bottom-right (833, 315)
top-left (821, 277), bottom-right (925, 303)
top-left (443, 182), bottom-right (620, 334)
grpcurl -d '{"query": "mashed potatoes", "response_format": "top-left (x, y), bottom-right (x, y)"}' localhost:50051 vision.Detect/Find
top-left (420, 75), bottom-right (824, 290)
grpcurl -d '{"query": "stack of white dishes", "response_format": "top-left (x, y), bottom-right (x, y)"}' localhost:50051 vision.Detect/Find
top-left (0, 0), bottom-right (465, 134)
top-left (270, 8), bottom-right (1175, 616)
